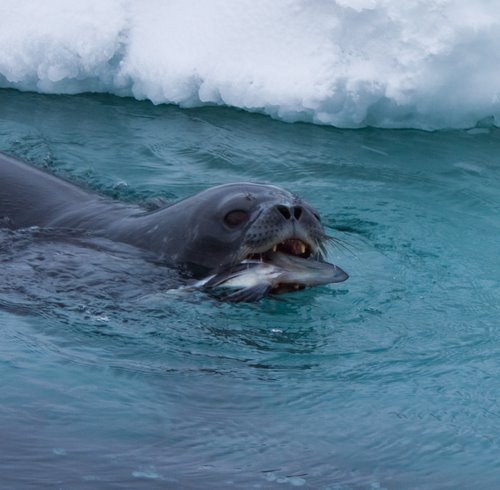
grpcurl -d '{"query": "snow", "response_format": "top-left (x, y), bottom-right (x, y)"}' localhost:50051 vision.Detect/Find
top-left (1, 0), bottom-right (500, 129)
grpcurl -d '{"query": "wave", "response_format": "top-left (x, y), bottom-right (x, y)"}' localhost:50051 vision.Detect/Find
top-left (1, 0), bottom-right (500, 130)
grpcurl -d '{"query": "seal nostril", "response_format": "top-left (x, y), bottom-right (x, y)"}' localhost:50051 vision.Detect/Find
top-left (276, 205), bottom-right (291, 220)
top-left (293, 206), bottom-right (302, 220)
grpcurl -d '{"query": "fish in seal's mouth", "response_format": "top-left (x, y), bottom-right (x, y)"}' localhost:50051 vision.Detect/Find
top-left (244, 237), bottom-right (316, 294)
top-left (199, 236), bottom-right (348, 302)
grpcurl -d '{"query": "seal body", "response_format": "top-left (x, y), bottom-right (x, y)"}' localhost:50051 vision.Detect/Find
top-left (0, 153), bottom-right (347, 295)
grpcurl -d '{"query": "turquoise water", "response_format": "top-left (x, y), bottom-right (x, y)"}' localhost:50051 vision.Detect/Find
top-left (1, 89), bottom-right (500, 489)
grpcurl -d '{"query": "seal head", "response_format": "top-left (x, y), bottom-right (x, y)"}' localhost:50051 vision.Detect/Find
top-left (134, 183), bottom-right (328, 275)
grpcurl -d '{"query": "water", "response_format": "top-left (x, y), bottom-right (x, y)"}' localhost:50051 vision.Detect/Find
top-left (1, 88), bottom-right (500, 489)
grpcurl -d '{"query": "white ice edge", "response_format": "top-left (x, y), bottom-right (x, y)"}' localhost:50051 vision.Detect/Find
top-left (1, 0), bottom-right (500, 130)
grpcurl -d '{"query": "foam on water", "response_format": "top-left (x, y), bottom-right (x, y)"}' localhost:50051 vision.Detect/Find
top-left (2, 0), bottom-right (500, 129)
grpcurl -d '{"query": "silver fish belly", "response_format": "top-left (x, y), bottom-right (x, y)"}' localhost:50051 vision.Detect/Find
top-left (197, 252), bottom-right (348, 302)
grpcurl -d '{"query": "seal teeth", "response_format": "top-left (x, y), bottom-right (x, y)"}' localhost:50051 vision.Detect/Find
top-left (269, 239), bottom-right (310, 257)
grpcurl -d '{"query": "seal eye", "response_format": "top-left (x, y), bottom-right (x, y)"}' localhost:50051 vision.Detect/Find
top-left (224, 210), bottom-right (248, 228)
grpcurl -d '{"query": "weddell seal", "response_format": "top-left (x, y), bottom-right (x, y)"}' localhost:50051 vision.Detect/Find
top-left (0, 152), bottom-right (348, 301)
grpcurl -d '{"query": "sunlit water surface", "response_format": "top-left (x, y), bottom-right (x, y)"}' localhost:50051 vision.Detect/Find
top-left (1, 89), bottom-right (500, 489)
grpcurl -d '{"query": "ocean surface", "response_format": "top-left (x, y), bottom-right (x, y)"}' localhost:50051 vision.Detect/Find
top-left (1, 88), bottom-right (500, 489)
top-left (1, 1), bottom-right (500, 488)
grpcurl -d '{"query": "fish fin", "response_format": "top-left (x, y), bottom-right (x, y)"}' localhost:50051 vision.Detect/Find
top-left (223, 284), bottom-right (272, 303)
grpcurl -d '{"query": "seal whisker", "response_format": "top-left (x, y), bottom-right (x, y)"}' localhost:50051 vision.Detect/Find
top-left (323, 235), bottom-right (357, 257)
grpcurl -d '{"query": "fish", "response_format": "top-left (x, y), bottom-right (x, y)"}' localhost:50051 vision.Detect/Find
top-left (196, 251), bottom-right (348, 302)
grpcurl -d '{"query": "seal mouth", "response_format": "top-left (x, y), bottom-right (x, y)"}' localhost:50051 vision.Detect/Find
top-left (199, 236), bottom-right (347, 301)
top-left (248, 238), bottom-right (312, 261)
top-left (246, 238), bottom-right (313, 293)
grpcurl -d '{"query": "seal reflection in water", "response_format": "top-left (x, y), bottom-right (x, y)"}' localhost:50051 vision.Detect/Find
top-left (0, 153), bottom-right (348, 302)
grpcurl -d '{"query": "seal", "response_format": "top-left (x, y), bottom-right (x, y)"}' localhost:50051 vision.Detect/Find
top-left (0, 152), bottom-right (348, 299)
